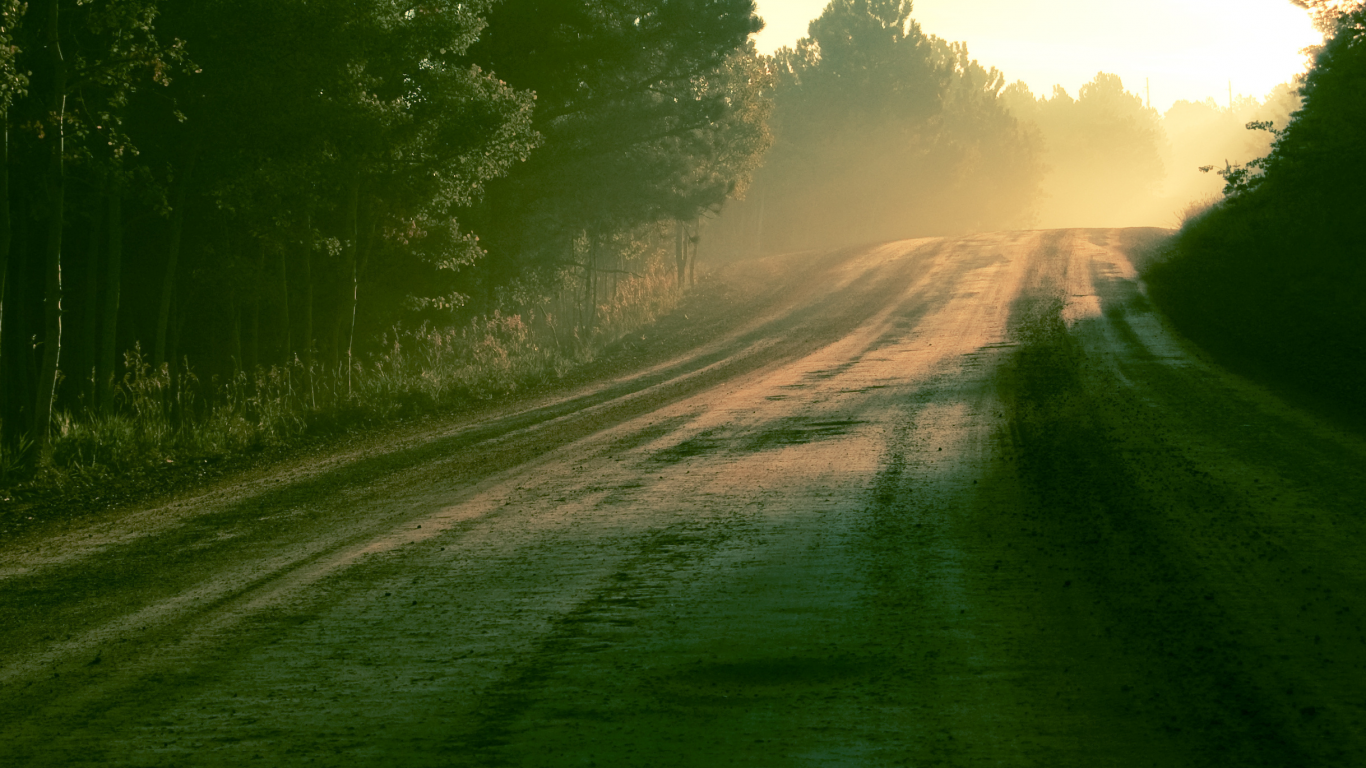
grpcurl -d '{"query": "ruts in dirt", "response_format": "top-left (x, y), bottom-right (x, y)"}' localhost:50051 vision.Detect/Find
top-left (2, 229), bottom-right (1364, 767)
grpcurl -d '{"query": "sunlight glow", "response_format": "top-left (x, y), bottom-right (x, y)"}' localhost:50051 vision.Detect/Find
top-left (753, 0), bottom-right (1323, 110)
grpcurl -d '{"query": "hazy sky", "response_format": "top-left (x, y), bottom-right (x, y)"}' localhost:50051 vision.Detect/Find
top-left (752, 0), bottom-right (1322, 112)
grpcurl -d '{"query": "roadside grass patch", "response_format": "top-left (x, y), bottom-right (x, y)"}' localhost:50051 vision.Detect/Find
top-left (1, 264), bottom-right (683, 507)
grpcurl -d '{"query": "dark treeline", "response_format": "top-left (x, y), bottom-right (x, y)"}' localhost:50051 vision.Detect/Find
top-left (1147, 1), bottom-right (1366, 428)
top-left (0, 0), bottom-right (769, 455)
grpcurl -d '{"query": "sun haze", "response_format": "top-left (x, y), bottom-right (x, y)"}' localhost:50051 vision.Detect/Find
top-left (753, 0), bottom-right (1322, 110)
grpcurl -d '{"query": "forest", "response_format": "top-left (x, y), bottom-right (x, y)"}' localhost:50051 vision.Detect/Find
top-left (0, 0), bottom-right (770, 478)
top-left (0, 0), bottom-right (1348, 492)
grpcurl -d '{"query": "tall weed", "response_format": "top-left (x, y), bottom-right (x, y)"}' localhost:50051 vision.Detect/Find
top-left (594, 260), bottom-right (679, 343)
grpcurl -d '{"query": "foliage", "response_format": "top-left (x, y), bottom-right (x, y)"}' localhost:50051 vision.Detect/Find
top-left (1163, 84), bottom-right (1300, 213)
top-left (463, 0), bottom-right (771, 292)
top-left (2, 201), bottom-right (692, 498)
top-left (1145, 3), bottom-right (1366, 429)
top-left (0, 1), bottom-right (28, 111)
top-left (0, 0), bottom-right (770, 464)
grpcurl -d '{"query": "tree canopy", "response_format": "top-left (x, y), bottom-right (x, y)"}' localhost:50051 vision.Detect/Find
top-left (462, 0), bottom-right (770, 292)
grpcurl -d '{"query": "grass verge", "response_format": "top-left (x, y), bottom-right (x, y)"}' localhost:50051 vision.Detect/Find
top-left (0, 261), bottom-right (683, 512)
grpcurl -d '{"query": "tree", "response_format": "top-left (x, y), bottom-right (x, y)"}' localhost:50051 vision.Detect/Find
top-left (716, 0), bottom-right (1040, 255)
top-left (1215, 4), bottom-right (1365, 205)
top-left (1, 0), bottom-right (543, 448)
top-left (1145, 2), bottom-right (1366, 424)
top-left (0, 0), bottom-right (27, 433)
top-left (1003, 73), bottom-right (1164, 228)
top-left (150, 0), bottom-right (538, 377)
top-left (4, 0), bottom-right (187, 450)
top-left (464, 0), bottom-right (769, 313)
top-left (0, 0), bottom-right (773, 460)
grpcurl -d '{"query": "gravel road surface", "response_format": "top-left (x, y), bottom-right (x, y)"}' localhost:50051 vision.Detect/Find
top-left (3, 228), bottom-right (1364, 766)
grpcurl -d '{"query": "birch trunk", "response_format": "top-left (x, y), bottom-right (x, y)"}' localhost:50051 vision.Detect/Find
top-left (33, 0), bottom-right (67, 449)
top-left (0, 109), bottom-right (10, 430)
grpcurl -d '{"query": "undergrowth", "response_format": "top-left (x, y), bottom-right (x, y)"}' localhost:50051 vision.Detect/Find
top-left (1143, 199), bottom-right (1366, 433)
top-left (0, 262), bottom-right (682, 502)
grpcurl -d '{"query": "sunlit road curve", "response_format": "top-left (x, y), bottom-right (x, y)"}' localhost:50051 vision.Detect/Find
top-left (3, 229), bottom-right (1364, 766)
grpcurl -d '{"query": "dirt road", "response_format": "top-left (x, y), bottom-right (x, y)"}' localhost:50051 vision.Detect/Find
top-left (3, 229), bottom-right (1364, 766)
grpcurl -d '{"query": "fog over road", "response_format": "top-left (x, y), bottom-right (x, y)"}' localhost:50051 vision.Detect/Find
top-left (3, 229), bottom-right (1364, 766)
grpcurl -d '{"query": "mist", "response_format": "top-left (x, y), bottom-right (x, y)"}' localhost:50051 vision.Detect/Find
top-left (700, 1), bottom-right (1043, 261)
top-left (701, 2), bottom-right (1304, 261)
top-left (1005, 77), bottom-right (1301, 229)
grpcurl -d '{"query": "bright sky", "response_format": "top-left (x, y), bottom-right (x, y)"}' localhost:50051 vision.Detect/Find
top-left (752, 0), bottom-right (1323, 112)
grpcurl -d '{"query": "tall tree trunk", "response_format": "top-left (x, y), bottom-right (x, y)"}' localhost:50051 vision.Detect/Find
top-left (245, 246), bottom-right (261, 373)
top-left (674, 219), bottom-right (686, 289)
top-left (346, 207), bottom-right (377, 385)
top-left (297, 211), bottom-right (311, 363)
top-left (611, 248), bottom-right (619, 300)
top-left (338, 172), bottom-right (359, 393)
top-left (98, 193), bottom-right (122, 412)
top-left (153, 146), bottom-right (198, 372)
top-left (34, 0), bottom-right (67, 450)
top-left (0, 108), bottom-right (11, 437)
top-left (246, 293), bottom-right (258, 372)
top-left (299, 214), bottom-right (314, 406)
top-left (3, 210), bottom-right (33, 442)
top-left (167, 292), bottom-right (181, 398)
top-left (34, 172), bottom-right (63, 448)
top-left (229, 297), bottom-right (242, 374)
top-left (276, 242), bottom-right (290, 367)
top-left (82, 201), bottom-right (101, 402)
top-left (688, 217), bottom-right (699, 288)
